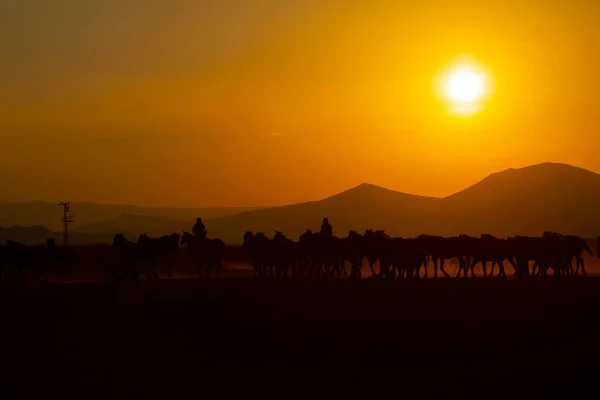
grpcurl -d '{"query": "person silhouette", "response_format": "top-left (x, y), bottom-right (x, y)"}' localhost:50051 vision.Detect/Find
top-left (192, 217), bottom-right (207, 240)
top-left (320, 217), bottom-right (333, 236)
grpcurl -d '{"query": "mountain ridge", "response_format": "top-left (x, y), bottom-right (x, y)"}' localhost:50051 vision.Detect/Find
top-left (2, 162), bottom-right (600, 244)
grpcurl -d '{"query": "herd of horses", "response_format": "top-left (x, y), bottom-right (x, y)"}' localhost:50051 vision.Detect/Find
top-left (243, 230), bottom-right (597, 280)
top-left (0, 228), bottom-right (598, 283)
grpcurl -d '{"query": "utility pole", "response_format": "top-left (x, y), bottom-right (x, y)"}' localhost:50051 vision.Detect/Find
top-left (58, 202), bottom-right (75, 247)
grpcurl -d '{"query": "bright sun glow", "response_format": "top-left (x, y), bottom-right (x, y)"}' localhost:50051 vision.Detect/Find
top-left (435, 56), bottom-right (491, 116)
top-left (445, 68), bottom-right (484, 102)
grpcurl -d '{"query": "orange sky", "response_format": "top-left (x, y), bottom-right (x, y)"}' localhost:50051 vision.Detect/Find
top-left (1, 1), bottom-right (599, 207)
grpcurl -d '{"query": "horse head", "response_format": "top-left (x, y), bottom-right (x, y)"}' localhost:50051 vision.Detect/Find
top-left (180, 231), bottom-right (193, 246)
top-left (112, 233), bottom-right (127, 248)
top-left (274, 231), bottom-right (286, 240)
top-left (137, 233), bottom-right (150, 244)
top-left (374, 230), bottom-right (390, 239)
top-left (347, 230), bottom-right (363, 239)
top-left (243, 231), bottom-right (254, 245)
top-left (299, 229), bottom-right (313, 242)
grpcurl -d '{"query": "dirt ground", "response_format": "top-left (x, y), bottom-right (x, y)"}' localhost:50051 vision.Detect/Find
top-left (2, 276), bottom-right (600, 398)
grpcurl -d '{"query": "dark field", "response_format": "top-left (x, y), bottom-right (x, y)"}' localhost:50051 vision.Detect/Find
top-left (2, 277), bottom-right (600, 399)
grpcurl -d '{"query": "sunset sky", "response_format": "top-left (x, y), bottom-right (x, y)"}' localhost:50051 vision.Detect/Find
top-left (1, 0), bottom-right (599, 207)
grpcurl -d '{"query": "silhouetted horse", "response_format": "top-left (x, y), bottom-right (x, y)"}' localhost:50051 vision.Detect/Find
top-left (272, 231), bottom-right (298, 279)
top-left (1, 239), bottom-right (54, 283)
top-left (459, 235), bottom-right (513, 278)
top-left (299, 229), bottom-right (344, 279)
top-left (390, 237), bottom-right (428, 279)
top-left (361, 230), bottom-right (391, 278)
top-left (110, 233), bottom-right (143, 281)
top-left (543, 232), bottom-right (592, 276)
top-left (415, 235), bottom-right (463, 279)
top-left (338, 231), bottom-right (366, 279)
top-left (366, 230), bottom-right (418, 280)
top-left (180, 232), bottom-right (225, 277)
top-left (137, 233), bottom-right (180, 278)
top-left (243, 232), bottom-right (274, 278)
top-left (507, 235), bottom-right (566, 279)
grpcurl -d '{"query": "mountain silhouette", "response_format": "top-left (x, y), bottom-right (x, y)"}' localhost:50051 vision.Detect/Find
top-left (208, 162), bottom-right (600, 243)
top-left (439, 162), bottom-right (600, 237)
top-left (75, 214), bottom-right (191, 238)
top-left (2, 163), bottom-right (599, 245)
top-left (0, 225), bottom-right (110, 245)
top-left (0, 201), bottom-right (259, 233)
top-left (206, 183), bottom-right (439, 243)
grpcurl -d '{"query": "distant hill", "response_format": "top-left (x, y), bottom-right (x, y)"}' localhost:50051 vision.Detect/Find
top-left (75, 214), bottom-right (191, 238)
top-left (208, 162), bottom-right (600, 243)
top-left (438, 162), bottom-right (600, 237)
top-left (0, 201), bottom-right (260, 232)
top-left (2, 163), bottom-right (600, 245)
top-left (207, 183), bottom-right (440, 244)
top-left (0, 225), bottom-right (111, 246)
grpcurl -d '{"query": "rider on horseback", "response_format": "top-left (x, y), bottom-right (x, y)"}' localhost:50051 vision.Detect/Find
top-left (193, 217), bottom-right (207, 240)
top-left (320, 217), bottom-right (333, 236)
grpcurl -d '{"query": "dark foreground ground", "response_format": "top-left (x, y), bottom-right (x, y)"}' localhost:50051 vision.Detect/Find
top-left (2, 278), bottom-right (600, 399)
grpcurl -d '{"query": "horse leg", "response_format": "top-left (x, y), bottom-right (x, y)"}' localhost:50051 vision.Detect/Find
top-left (532, 261), bottom-right (539, 277)
top-left (468, 258), bottom-right (476, 278)
top-left (455, 258), bottom-right (463, 279)
top-left (497, 261), bottom-right (505, 278)
top-left (578, 257), bottom-right (587, 277)
top-left (349, 261), bottom-right (355, 279)
top-left (481, 260), bottom-right (487, 278)
top-left (568, 259), bottom-right (575, 276)
top-left (368, 260), bottom-right (377, 278)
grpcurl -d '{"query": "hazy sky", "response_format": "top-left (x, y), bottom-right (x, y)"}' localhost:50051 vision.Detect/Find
top-left (1, 0), bottom-right (599, 207)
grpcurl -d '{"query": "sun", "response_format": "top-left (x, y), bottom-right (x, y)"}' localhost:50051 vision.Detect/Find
top-left (435, 56), bottom-right (491, 116)
top-left (445, 68), bottom-right (484, 103)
